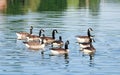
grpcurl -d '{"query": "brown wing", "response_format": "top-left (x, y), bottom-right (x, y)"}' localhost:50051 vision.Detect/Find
top-left (41, 37), bottom-right (53, 40)
top-left (76, 35), bottom-right (88, 38)
top-left (50, 48), bottom-right (65, 51)
top-left (83, 45), bottom-right (96, 51)
top-left (79, 42), bottom-right (90, 45)
top-left (50, 47), bottom-right (68, 54)
top-left (19, 32), bottom-right (29, 35)
top-left (28, 35), bottom-right (39, 38)
top-left (52, 40), bottom-right (63, 43)
top-left (24, 41), bottom-right (40, 45)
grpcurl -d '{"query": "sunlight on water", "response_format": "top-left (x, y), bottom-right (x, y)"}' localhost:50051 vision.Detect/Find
top-left (0, 0), bottom-right (120, 75)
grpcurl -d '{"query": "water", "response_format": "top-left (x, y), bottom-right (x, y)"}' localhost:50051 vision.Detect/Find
top-left (0, 0), bottom-right (120, 75)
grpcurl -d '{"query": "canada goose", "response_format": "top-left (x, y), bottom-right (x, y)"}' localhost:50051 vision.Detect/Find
top-left (79, 38), bottom-right (95, 50)
top-left (26, 29), bottom-right (44, 41)
top-left (52, 36), bottom-right (64, 48)
top-left (41, 29), bottom-right (58, 44)
top-left (76, 28), bottom-right (94, 43)
top-left (16, 26), bottom-right (33, 40)
top-left (79, 43), bottom-right (91, 50)
top-left (82, 38), bottom-right (96, 60)
top-left (82, 44), bottom-right (96, 60)
top-left (23, 38), bottom-right (45, 54)
top-left (50, 40), bottom-right (69, 56)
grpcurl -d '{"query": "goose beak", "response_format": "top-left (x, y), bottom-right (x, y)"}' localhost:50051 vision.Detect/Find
top-left (56, 30), bottom-right (58, 33)
top-left (41, 29), bottom-right (45, 32)
top-left (89, 28), bottom-right (93, 31)
top-left (53, 29), bottom-right (58, 33)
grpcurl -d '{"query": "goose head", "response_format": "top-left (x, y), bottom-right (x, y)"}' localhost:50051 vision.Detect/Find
top-left (87, 28), bottom-right (95, 39)
top-left (30, 26), bottom-right (33, 34)
top-left (65, 40), bottom-right (69, 49)
top-left (52, 29), bottom-right (58, 39)
top-left (59, 36), bottom-right (62, 41)
top-left (39, 29), bottom-right (45, 37)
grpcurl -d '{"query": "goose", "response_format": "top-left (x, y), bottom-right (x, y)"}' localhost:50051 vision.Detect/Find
top-left (50, 40), bottom-right (69, 56)
top-left (23, 38), bottom-right (45, 54)
top-left (79, 38), bottom-right (95, 50)
top-left (52, 36), bottom-right (64, 48)
top-left (26, 29), bottom-right (44, 41)
top-left (82, 38), bottom-right (96, 60)
top-left (79, 43), bottom-right (91, 50)
top-left (16, 26), bottom-right (33, 40)
top-left (41, 29), bottom-right (58, 44)
top-left (76, 28), bottom-right (94, 43)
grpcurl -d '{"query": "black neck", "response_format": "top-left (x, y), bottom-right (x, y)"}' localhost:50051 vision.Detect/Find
top-left (90, 43), bottom-right (92, 47)
top-left (52, 30), bottom-right (58, 39)
top-left (52, 31), bottom-right (55, 39)
top-left (41, 39), bottom-right (44, 44)
top-left (39, 30), bottom-right (42, 37)
top-left (89, 38), bottom-right (93, 47)
top-left (42, 34), bottom-right (45, 37)
top-left (39, 29), bottom-right (44, 37)
top-left (87, 29), bottom-right (91, 37)
top-left (59, 36), bottom-right (62, 41)
top-left (64, 41), bottom-right (69, 49)
top-left (30, 29), bottom-right (32, 34)
top-left (65, 44), bottom-right (68, 49)
top-left (89, 38), bottom-right (92, 43)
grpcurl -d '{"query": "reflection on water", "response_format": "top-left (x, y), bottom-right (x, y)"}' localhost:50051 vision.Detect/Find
top-left (0, 0), bottom-right (101, 15)
top-left (0, 0), bottom-right (120, 75)
top-left (0, 0), bottom-right (7, 13)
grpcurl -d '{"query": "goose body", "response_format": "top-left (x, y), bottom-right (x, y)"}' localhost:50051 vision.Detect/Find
top-left (42, 37), bottom-right (55, 44)
top-left (76, 28), bottom-right (94, 43)
top-left (16, 26), bottom-right (33, 40)
top-left (82, 44), bottom-right (96, 55)
top-left (52, 36), bottom-right (64, 48)
top-left (79, 43), bottom-right (90, 50)
top-left (50, 40), bottom-right (69, 55)
top-left (81, 38), bottom-right (96, 60)
top-left (27, 35), bottom-right (40, 41)
top-left (16, 32), bottom-right (31, 40)
top-left (82, 44), bottom-right (96, 60)
top-left (76, 36), bottom-right (91, 43)
top-left (27, 29), bottom-right (44, 41)
top-left (23, 39), bottom-right (45, 50)
top-left (79, 36), bottom-right (95, 50)
top-left (50, 48), bottom-right (69, 55)
top-left (41, 29), bottom-right (58, 44)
